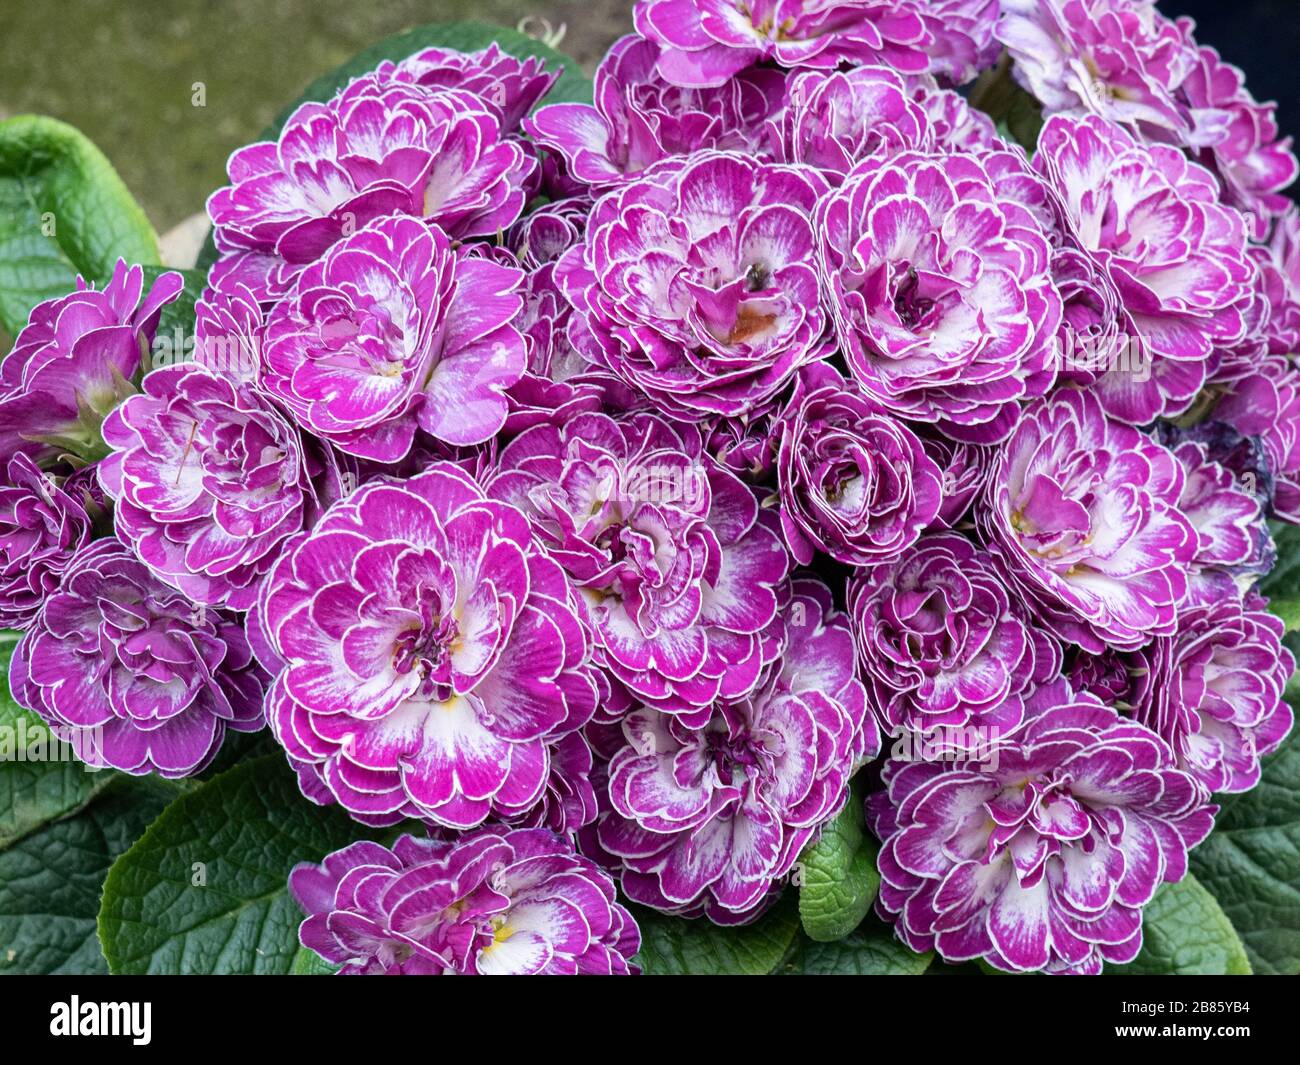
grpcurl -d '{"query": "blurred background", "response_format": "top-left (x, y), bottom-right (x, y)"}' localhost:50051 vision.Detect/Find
top-left (0, 0), bottom-right (1294, 240)
top-left (0, 0), bottom-right (633, 236)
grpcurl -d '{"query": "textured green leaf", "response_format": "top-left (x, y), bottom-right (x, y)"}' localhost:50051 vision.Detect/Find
top-left (1190, 729), bottom-right (1300, 974)
top-left (97, 754), bottom-right (396, 975)
top-left (797, 792), bottom-right (879, 942)
top-left (632, 895), bottom-right (800, 975)
top-left (0, 115), bottom-right (159, 334)
top-left (290, 945), bottom-right (339, 976)
top-left (0, 777), bottom-right (172, 974)
top-left (1108, 875), bottom-right (1252, 975)
top-left (197, 20), bottom-right (593, 270)
top-left (0, 633), bottom-right (116, 850)
top-left (782, 920), bottom-right (932, 975)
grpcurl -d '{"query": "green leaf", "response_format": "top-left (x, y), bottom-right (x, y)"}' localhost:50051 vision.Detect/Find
top-left (1267, 597), bottom-right (1300, 632)
top-left (970, 56), bottom-right (1042, 151)
top-left (0, 777), bottom-right (172, 974)
top-left (632, 895), bottom-right (801, 975)
top-left (1005, 91), bottom-right (1045, 152)
top-left (797, 791), bottom-right (879, 942)
top-left (1190, 728), bottom-right (1300, 974)
top-left (0, 633), bottom-right (116, 850)
top-left (196, 20), bottom-right (594, 271)
top-left (1108, 875), bottom-right (1252, 975)
top-left (97, 754), bottom-right (398, 974)
top-left (0, 115), bottom-right (159, 335)
top-left (193, 727), bottom-right (280, 782)
top-left (290, 945), bottom-right (338, 976)
top-left (1286, 661), bottom-right (1300, 704)
top-left (782, 920), bottom-right (933, 975)
top-left (1262, 523), bottom-right (1300, 601)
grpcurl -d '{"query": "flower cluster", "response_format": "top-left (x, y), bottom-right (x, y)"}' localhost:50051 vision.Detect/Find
top-left (7, 4), bottom-right (1298, 978)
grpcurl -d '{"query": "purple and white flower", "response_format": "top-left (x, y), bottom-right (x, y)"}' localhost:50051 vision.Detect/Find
top-left (1212, 356), bottom-right (1300, 524)
top-left (1254, 207), bottom-right (1300, 358)
top-left (919, 431), bottom-right (992, 529)
top-left (981, 388), bottom-right (1197, 652)
top-left (207, 78), bottom-right (534, 298)
top-left (526, 35), bottom-right (784, 189)
top-left (0, 261), bottom-right (181, 465)
top-left (291, 827), bottom-right (639, 974)
top-left (1165, 435), bottom-right (1271, 599)
top-left (703, 398), bottom-right (782, 481)
top-left (775, 365), bottom-right (942, 566)
top-left (372, 42), bottom-right (559, 129)
top-left (193, 278), bottom-right (263, 385)
top-left (501, 198), bottom-right (617, 434)
top-left (917, 0), bottom-right (1000, 86)
top-left (816, 149), bottom-right (1062, 440)
top-left (1132, 594), bottom-right (1294, 794)
top-left (256, 463), bottom-right (599, 828)
top-left (766, 66), bottom-right (930, 177)
top-left (557, 151), bottom-right (830, 419)
top-left (261, 214), bottom-right (525, 462)
top-left (98, 363), bottom-right (313, 611)
top-left (11, 537), bottom-right (265, 777)
top-left (597, 580), bottom-right (874, 922)
top-left (848, 532), bottom-right (1059, 740)
top-left (633, 0), bottom-right (930, 88)
top-left (870, 683), bottom-right (1215, 974)
top-left (1034, 114), bottom-right (1254, 422)
top-left (502, 731), bottom-right (602, 835)
top-left (908, 74), bottom-right (999, 151)
top-left (996, 0), bottom-right (1193, 135)
top-left (1179, 45), bottom-right (1298, 240)
top-left (489, 411), bottom-right (789, 724)
top-left (0, 454), bottom-right (95, 630)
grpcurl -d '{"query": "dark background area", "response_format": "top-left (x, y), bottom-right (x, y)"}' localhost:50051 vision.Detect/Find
top-left (1178, 0), bottom-right (1300, 156)
top-left (0, 1), bottom-right (1294, 239)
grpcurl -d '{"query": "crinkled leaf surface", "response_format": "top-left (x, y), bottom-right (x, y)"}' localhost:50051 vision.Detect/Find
top-left (290, 945), bottom-right (339, 975)
top-left (797, 789), bottom-right (879, 942)
top-left (1108, 874), bottom-right (1251, 975)
top-left (1262, 524), bottom-right (1300, 600)
top-left (0, 115), bottom-right (158, 334)
top-left (632, 895), bottom-right (800, 975)
top-left (98, 754), bottom-right (398, 975)
top-left (781, 919), bottom-right (933, 975)
top-left (0, 777), bottom-right (172, 974)
top-left (1190, 729), bottom-right (1300, 975)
